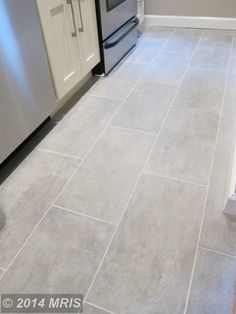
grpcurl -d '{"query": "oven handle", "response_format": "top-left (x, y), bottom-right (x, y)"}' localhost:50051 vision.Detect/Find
top-left (104, 17), bottom-right (139, 49)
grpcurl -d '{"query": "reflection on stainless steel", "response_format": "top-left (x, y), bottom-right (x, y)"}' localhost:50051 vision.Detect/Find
top-left (0, 0), bottom-right (56, 164)
top-left (0, 0), bottom-right (32, 103)
top-left (98, 0), bottom-right (137, 41)
top-left (94, 0), bottom-right (138, 74)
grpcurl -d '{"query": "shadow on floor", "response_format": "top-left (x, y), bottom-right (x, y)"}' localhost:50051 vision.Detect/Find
top-left (0, 76), bottom-right (98, 185)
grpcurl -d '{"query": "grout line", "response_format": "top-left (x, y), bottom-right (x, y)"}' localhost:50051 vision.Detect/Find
top-left (198, 246), bottom-right (236, 259)
top-left (89, 94), bottom-right (124, 101)
top-left (51, 28), bottom-right (175, 211)
top-left (188, 65), bottom-right (228, 73)
top-left (160, 29), bottom-right (200, 52)
top-left (0, 28), bottom-right (175, 285)
top-left (84, 301), bottom-right (115, 314)
top-left (143, 171), bottom-right (207, 188)
top-left (109, 125), bottom-right (157, 137)
top-left (84, 27), bottom-right (201, 303)
top-left (0, 98), bottom-right (127, 280)
top-left (232, 33), bottom-right (235, 57)
top-left (51, 103), bottom-right (127, 207)
top-left (125, 61), bottom-right (150, 65)
top-left (137, 79), bottom-right (178, 86)
top-left (183, 30), bottom-right (234, 314)
top-left (36, 148), bottom-right (82, 161)
top-left (53, 205), bottom-right (117, 227)
top-left (188, 65), bottom-right (230, 73)
top-left (0, 270), bottom-right (6, 281)
top-left (0, 207), bottom-right (51, 281)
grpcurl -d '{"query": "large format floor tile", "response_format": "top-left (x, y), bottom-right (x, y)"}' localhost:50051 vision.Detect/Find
top-left (145, 108), bottom-right (219, 185)
top-left (0, 207), bottom-right (115, 293)
top-left (90, 62), bottom-right (147, 99)
top-left (139, 27), bottom-right (174, 43)
top-left (162, 28), bottom-right (202, 53)
top-left (0, 150), bottom-right (79, 269)
top-left (39, 96), bottom-right (121, 159)
top-left (190, 38), bottom-right (231, 71)
top-left (227, 57), bottom-right (236, 90)
top-left (127, 41), bottom-right (165, 64)
top-left (190, 30), bottom-right (232, 72)
top-left (232, 34), bottom-right (236, 56)
top-left (200, 90), bottom-right (236, 255)
top-left (0, 269), bottom-right (4, 278)
top-left (111, 80), bottom-right (177, 133)
top-left (173, 67), bottom-right (226, 114)
top-left (143, 51), bottom-right (192, 85)
top-left (1, 26), bottom-right (235, 313)
top-left (186, 249), bottom-right (236, 314)
top-left (56, 127), bottom-right (155, 224)
top-left (87, 174), bottom-right (206, 314)
top-left (195, 41), bottom-right (232, 55)
top-left (201, 30), bottom-right (233, 44)
top-left (83, 303), bottom-right (111, 314)
top-left (190, 51), bottom-right (230, 71)
top-left (108, 60), bottom-right (147, 81)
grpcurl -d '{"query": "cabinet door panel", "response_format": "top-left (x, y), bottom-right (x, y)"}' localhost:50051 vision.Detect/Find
top-left (73, 0), bottom-right (100, 74)
top-left (37, 0), bottom-right (82, 99)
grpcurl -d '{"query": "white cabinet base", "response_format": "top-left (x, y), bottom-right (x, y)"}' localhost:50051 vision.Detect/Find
top-left (37, 0), bottom-right (100, 100)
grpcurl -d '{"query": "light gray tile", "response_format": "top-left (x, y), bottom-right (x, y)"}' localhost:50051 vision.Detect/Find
top-left (190, 30), bottom-right (232, 71)
top-left (127, 40), bottom-right (164, 64)
top-left (201, 30), bottom-right (233, 44)
top-left (143, 51), bottom-right (192, 85)
top-left (138, 37), bottom-right (166, 49)
top-left (109, 61), bottom-right (147, 80)
top-left (56, 127), bottom-right (155, 224)
top-left (163, 28), bottom-right (202, 53)
top-left (173, 67), bottom-right (226, 114)
top-left (186, 249), bottom-right (236, 314)
top-left (83, 303), bottom-right (111, 314)
top-left (190, 51), bottom-right (229, 71)
top-left (90, 63), bottom-right (147, 99)
top-left (195, 41), bottom-right (232, 55)
top-left (111, 80), bottom-right (177, 133)
top-left (0, 150), bottom-right (79, 269)
top-left (0, 269), bottom-right (4, 278)
top-left (146, 108), bottom-right (219, 185)
top-left (200, 90), bottom-right (236, 255)
top-left (39, 96), bottom-right (121, 159)
top-left (0, 207), bottom-right (115, 293)
top-left (232, 34), bottom-right (236, 56)
top-left (227, 57), bottom-right (236, 90)
top-left (90, 77), bottom-right (133, 100)
top-left (140, 27), bottom-right (174, 43)
top-left (87, 174), bottom-right (206, 314)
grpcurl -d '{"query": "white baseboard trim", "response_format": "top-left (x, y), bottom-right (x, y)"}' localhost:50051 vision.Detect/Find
top-left (145, 15), bottom-right (236, 30)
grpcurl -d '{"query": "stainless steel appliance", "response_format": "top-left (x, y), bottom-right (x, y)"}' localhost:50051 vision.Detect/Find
top-left (0, 0), bottom-right (57, 164)
top-left (94, 0), bottom-right (139, 74)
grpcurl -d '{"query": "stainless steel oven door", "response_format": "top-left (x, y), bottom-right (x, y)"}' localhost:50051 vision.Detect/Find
top-left (103, 17), bottom-right (138, 74)
top-left (98, 0), bottom-right (137, 41)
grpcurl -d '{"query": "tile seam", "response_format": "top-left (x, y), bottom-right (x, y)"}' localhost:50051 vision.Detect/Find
top-left (183, 29), bottom-right (234, 314)
top-left (83, 28), bottom-right (177, 304)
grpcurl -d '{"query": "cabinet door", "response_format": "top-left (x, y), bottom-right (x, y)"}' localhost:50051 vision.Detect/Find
top-left (73, 0), bottom-right (100, 74)
top-left (37, 0), bottom-right (82, 99)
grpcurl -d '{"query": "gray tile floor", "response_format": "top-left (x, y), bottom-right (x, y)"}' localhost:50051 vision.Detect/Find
top-left (1, 27), bottom-right (236, 314)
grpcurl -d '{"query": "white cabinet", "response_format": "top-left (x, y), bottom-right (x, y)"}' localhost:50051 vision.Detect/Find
top-left (37, 0), bottom-right (100, 99)
top-left (73, 0), bottom-right (100, 74)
